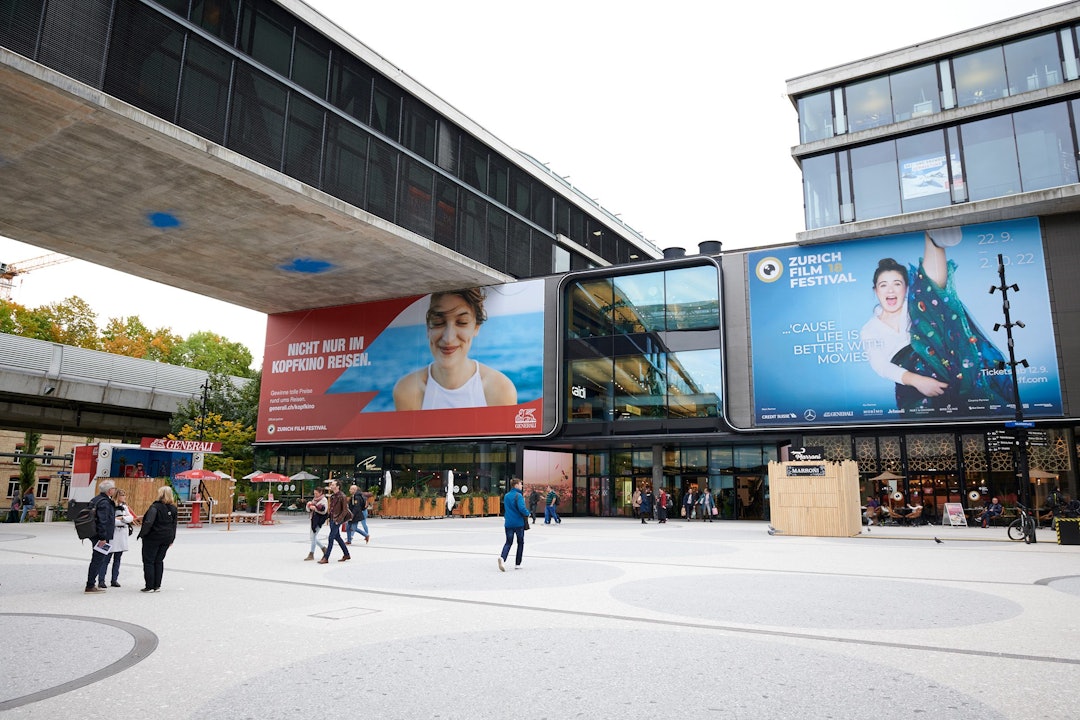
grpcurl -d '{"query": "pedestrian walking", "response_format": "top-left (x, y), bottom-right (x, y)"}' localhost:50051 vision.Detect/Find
top-left (657, 487), bottom-right (669, 523)
top-left (683, 486), bottom-right (697, 520)
top-left (639, 485), bottom-right (654, 524)
top-left (318, 480), bottom-right (351, 563)
top-left (84, 480), bottom-right (117, 594)
top-left (346, 484), bottom-right (370, 545)
top-left (528, 487), bottom-right (541, 521)
top-left (137, 486), bottom-right (178, 593)
top-left (99, 489), bottom-right (135, 588)
top-left (498, 478), bottom-right (529, 571)
top-left (700, 485), bottom-right (716, 522)
top-left (544, 486), bottom-right (561, 524)
top-left (19, 488), bottom-right (35, 523)
top-left (632, 486), bottom-right (642, 519)
top-left (305, 487), bottom-right (328, 560)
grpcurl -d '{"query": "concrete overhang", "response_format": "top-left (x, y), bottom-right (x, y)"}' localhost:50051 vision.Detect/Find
top-left (0, 48), bottom-right (511, 316)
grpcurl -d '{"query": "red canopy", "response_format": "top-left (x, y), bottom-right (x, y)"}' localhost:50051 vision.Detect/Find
top-left (174, 469), bottom-right (220, 481)
top-left (249, 472), bottom-right (290, 483)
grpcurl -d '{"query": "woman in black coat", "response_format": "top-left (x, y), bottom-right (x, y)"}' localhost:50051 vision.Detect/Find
top-left (137, 486), bottom-right (178, 593)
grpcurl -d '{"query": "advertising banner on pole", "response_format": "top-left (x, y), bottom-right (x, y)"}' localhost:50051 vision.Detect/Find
top-left (747, 217), bottom-right (1061, 427)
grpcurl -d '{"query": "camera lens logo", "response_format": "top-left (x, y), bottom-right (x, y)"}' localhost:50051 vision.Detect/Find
top-left (755, 257), bottom-right (783, 283)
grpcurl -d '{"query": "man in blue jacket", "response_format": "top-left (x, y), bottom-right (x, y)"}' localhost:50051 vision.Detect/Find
top-left (499, 478), bottom-right (529, 571)
top-left (85, 480), bottom-right (118, 593)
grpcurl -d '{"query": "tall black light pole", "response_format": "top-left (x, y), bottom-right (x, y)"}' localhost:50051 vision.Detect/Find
top-left (198, 379), bottom-right (210, 443)
top-left (990, 253), bottom-right (1034, 542)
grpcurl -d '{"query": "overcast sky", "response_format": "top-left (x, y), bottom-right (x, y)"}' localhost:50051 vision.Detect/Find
top-left (0, 0), bottom-right (1058, 367)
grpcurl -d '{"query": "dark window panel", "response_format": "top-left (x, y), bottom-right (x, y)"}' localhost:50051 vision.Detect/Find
top-left (190, 0), bottom-right (238, 44)
top-left (237, 0), bottom-right (291, 78)
top-left (487, 206), bottom-right (508, 273)
top-left (366, 137), bottom-right (398, 219)
top-left (461, 192), bottom-right (487, 263)
top-left (568, 208), bottom-right (585, 247)
top-left (1015, 102), bottom-right (1078, 191)
top-left (851, 141), bottom-right (901, 221)
top-left (960, 114), bottom-right (1020, 201)
top-left (104, 1), bottom-right (183, 120)
top-left (434, 178), bottom-right (459, 251)
top-left (460, 134), bottom-right (488, 193)
top-left (328, 50), bottom-right (373, 125)
top-left (0, 0), bottom-right (45, 58)
top-left (436, 119), bottom-right (459, 174)
top-left (283, 91), bottom-right (324, 188)
top-left (291, 22), bottom-right (329, 98)
top-left (554, 198), bottom-right (571, 238)
top-left (489, 156), bottom-right (508, 205)
top-left (509, 167), bottom-right (531, 218)
top-left (506, 217), bottom-right (531, 278)
top-left (399, 157), bottom-right (434, 237)
top-left (228, 64), bottom-right (287, 171)
top-left (371, 78), bottom-right (401, 141)
top-left (323, 113), bottom-right (368, 207)
top-left (402, 97), bottom-right (437, 162)
top-left (40, 0), bottom-right (111, 87)
top-left (531, 183), bottom-right (553, 231)
top-left (177, 33), bottom-right (232, 145)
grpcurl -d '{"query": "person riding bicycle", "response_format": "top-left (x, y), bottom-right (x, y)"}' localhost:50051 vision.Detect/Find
top-left (977, 497), bottom-right (1002, 528)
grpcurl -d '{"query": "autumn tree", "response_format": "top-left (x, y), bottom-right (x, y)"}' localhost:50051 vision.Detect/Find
top-left (101, 315), bottom-right (181, 361)
top-left (170, 372), bottom-right (260, 478)
top-left (39, 296), bottom-right (100, 349)
top-left (19, 430), bottom-right (41, 495)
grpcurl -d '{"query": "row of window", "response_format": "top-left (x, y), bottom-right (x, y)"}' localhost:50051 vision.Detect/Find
top-left (5, 445), bottom-right (55, 464)
top-left (564, 264), bottom-right (723, 423)
top-left (6, 479), bottom-right (57, 499)
top-left (798, 24), bottom-right (1080, 142)
top-left (803, 98), bottom-right (1080, 229)
top-left (135, 0), bottom-right (637, 269)
top-left (0, 0), bottom-right (643, 275)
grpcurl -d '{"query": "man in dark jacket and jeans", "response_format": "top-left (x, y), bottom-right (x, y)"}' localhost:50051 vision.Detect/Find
top-left (85, 480), bottom-right (118, 593)
top-left (319, 480), bottom-right (351, 563)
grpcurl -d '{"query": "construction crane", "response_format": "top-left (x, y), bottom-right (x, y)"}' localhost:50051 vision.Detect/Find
top-left (0, 253), bottom-right (73, 300)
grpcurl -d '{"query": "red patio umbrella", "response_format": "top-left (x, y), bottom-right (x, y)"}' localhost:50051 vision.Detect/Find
top-left (174, 468), bottom-right (221, 481)
top-left (249, 472), bottom-right (290, 484)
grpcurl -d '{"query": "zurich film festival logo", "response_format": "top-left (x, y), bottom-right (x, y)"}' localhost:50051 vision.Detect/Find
top-left (755, 257), bottom-right (783, 283)
top-left (514, 409), bottom-right (537, 429)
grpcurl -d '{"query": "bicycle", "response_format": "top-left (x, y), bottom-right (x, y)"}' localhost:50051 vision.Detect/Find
top-left (1007, 503), bottom-right (1036, 543)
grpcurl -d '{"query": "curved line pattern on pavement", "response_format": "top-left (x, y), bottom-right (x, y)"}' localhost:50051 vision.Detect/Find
top-left (0, 614), bottom-right (158, 712)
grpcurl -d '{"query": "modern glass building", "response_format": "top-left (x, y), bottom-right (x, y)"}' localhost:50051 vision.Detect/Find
top-left (255, 3), bottom-right (1080, 524)
top-left (5, 0), bottom-right (1080, 524)
top-left (0, 0), bottom-right (658, 279)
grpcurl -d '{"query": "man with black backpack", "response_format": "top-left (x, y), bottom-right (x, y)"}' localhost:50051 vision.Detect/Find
top-left (84, 480), bottom-right (118, 594)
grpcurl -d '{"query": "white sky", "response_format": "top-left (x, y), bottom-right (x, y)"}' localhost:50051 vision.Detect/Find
top-left (0, 0), bottom-right (1058, 369)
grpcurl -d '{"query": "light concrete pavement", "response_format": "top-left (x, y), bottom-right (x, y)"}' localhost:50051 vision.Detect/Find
top-left (1, 515), bottom-right (1078, 719)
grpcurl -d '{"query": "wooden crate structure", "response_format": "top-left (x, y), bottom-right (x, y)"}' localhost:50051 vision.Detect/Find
top-left (767, 460), bottom-right (861, 537)
top-left (92, 476), bottom-right (234, 519)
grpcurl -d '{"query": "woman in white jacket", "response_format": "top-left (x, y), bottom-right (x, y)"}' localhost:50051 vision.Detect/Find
top-left (98, 489), bottom-right (135, 588)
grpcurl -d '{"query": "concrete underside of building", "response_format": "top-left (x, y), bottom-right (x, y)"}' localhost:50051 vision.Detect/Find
top-left (0, 48), bottom-right (509, 316)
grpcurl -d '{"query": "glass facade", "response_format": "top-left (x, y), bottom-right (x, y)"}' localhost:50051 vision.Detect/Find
top-left (802, 98), bottom-right (1080, 229)
top-left (0, 0), bottom-right (652, 275)
top-left (796, 27), bottom-right (1078, 144)
top-left (565, 262), bottom-right (722, 425)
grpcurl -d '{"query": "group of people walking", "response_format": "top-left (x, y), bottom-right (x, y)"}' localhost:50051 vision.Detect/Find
top-left (305, 481), bottom-right (371, 563)
top-left (633, 485), bottom-right (717, 523)
top-left (84, 480), bottom-right (178, 594)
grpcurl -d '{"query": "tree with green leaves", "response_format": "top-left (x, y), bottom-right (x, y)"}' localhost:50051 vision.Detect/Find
top-left (19, 430), bottom-right (41, 494)
top-left (170, 372), bottom-right (260, 479)
top-left (39, 296), bottom-right (100, 349)
top-left (169, 331), bottom-right (255, 378)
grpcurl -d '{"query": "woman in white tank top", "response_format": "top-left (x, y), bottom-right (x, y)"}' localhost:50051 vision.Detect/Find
top-left (393, 288), bottom-right (517, 410)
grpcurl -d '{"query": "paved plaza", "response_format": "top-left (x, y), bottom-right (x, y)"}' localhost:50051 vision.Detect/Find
top-left (1, 514), bottom-right (1078, 719)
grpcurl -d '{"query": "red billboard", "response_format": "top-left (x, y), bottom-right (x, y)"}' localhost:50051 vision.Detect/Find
top-left (256, 279), bottom-right (546, 442)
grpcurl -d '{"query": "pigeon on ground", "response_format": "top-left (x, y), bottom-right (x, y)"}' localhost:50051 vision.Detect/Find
top-left (934, 537), bottom-right (944, 544)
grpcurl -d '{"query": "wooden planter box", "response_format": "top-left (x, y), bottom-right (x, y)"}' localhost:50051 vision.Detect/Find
top-left (379, 496), bottom-right (445, 518)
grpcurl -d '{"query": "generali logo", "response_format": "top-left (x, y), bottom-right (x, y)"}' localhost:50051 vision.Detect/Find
top-left (514, 408), bottom-right (537, 429)
top-left (141, 437), bottom-right (222, 452)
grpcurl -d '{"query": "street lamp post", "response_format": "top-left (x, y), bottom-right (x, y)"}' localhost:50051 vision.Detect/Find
top-left (990, 253), bottom-right (1034, 542)
top-left (198, 379), bottom-right (210, 443)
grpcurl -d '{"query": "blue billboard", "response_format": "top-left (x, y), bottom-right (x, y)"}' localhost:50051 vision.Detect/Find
top-left (747, 217), bottom-right (1061, 427)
